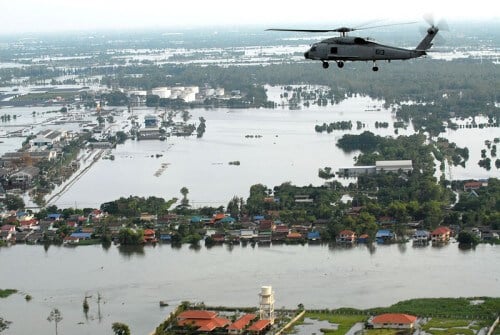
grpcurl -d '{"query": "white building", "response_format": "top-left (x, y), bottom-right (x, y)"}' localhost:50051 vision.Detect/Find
top-left (151, 87), bottom-right (171, 99)
top-left (375, 160), bottom-right (413, 173)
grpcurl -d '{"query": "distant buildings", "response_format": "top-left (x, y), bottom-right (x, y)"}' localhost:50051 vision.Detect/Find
top-left (338, 160), bottom-right (413, 177)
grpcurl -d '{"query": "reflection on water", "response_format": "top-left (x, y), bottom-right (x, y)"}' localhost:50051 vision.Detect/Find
top-left (0, 243), bottom-right (498, 335)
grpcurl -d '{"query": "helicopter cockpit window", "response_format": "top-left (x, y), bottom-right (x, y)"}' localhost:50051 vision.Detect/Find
top-left (310, 46), bottom-right (317, 52)
top-left (354, 37), bottom-right (368, 45)
top-left (330, 47), bottom-right (338, 54)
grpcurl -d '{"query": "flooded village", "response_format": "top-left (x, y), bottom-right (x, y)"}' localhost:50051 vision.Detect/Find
top-left (0, 21), bottom-right (499, 335)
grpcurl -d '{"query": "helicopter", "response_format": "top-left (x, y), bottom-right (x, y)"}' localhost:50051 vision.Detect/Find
top-left (267, 19), bottom-right (445, 71)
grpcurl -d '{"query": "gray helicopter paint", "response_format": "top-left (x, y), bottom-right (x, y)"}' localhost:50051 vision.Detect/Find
top-left (304, 27), bottom-right (437, 63)
top-left (268, 24), bottom-right (440, 69)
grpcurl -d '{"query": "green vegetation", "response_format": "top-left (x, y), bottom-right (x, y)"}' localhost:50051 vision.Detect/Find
top-left (304, 312), bottom-right (367, 334)
top-left (0, 289), bottom-right (17, 298)
top-left (366, 297), bottom-right (500, 320)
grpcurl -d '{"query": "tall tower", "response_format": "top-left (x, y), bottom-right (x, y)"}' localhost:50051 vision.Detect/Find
top-left (259, 286), bottom-right (275, 324)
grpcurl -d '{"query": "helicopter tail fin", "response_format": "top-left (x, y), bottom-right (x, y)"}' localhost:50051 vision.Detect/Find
top-left (416, 26), bottom-right (439, 51)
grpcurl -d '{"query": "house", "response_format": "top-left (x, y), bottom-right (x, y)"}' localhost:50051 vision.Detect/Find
top-left (272, 225), bottom-right (289, 242)
top-left (294, 194), bottom-right (314, 204)
top-left (376, 230), bottom-right (395, 244)
top-left (140, 213), bottom-right (157, 222)
top-left (357, 234), bottom-right (369, 243)
top-left (338, 229), bottom-right (356, 243)
top-left (482, 231), bottom-right (499, 241)
top-left (69, 232), bottom-right (92, 240)
top-left (1, 224), bottom-right (16, 242)
top-left (9, 166), bottom-right (40, 188)
top-left (375, 160), bottom-right (413, 173)
top-left (159, 233), bottom-right (172, 242)
top-left (259, 220), bottom-right (274, 231)
top-left (286, 232), bottom-right (303, 242)
top-left (210, 233), bottom-right (226, 243)
top-left (463, 181), bottom-right (483, 192)
top-left (371, 313), bottom-right (417, 329)
top-left (176, 310), bottom-right (230, 332)
top-left (19, 219), bottom-right (38, 230)
top-left (47, 213), bottom-right (63, 221)
top-left (227, 314), bottom-right (256, 335)
top-left (431, 226), bottom-right (451, 243)
top-left (247, 319), bottom-right (271, 334)
top-left (307, 231), bottom-right (321, 242)
top-left (412, 230), bottom-right (430, 244)
top-left (240, 229), bottom-right (256, 241)
top-left (257, 231), bottom-right (272, 244)
top-left (143, 229), bottom-right (157, 243)
top-left (63, 236), bottom-right (81, 245)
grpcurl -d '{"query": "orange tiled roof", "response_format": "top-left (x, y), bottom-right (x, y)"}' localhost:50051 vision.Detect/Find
top-left (143, 229), bottom-right (155, 236)
top-left (372, 313), bottom-right (417, 324)
top-left (177, 310), bottom-right (217, 320)
top-left (227, 314), bottom-right (256, 330)
top-left (287, 232), bottom-right (302, 239)
top-left (247, 319), bottom-right (270, 331)
top-left (432, 226), bottom-right (451, 235)
top-left (178, 317), bottom-right (230, 331)
top-left (339, 229), bottom-right (356, 236)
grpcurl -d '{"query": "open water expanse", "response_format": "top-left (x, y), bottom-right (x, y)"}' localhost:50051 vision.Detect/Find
top-left (0, 242), bottom-right (498, 335)
top-left (16, 94), bottom-right (493, 209)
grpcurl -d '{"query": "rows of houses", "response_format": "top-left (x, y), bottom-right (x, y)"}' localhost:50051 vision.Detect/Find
top-left (0, 129), bottom-right (78, 194)
top-left (171, 309), bottom-right (418, 334)
top-left (175, 310), bottom-right (271, 335)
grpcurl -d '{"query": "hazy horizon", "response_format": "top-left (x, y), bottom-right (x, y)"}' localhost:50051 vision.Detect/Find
top-left (1, 0), bottom-right (499, 35)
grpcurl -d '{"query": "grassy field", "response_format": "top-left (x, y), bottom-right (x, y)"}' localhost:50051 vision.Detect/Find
top-left (292, 298), bottom-right (499, 335)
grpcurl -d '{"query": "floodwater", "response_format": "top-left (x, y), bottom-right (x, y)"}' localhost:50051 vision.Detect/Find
top-left (0, 242), bottom-right (498, 335)
top-left (47, 95), bottom-right (499, 209)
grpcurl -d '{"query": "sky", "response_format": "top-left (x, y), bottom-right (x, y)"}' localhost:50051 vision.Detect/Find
top-left (1, 0), bottom-right (499, 34)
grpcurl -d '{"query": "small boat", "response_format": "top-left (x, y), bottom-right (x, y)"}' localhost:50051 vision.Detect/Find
top-left (159, 301), bottom-right (169, 307)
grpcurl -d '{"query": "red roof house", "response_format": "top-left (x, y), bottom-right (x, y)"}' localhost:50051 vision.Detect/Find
top-left (338, 229), bottom-right (357, 243)
top-left (247, 319), bottom-right (271, 333)
top-left (431, 226), bottom-right (451, 243)
top-left (371, 313), bottom-right (417, 329)
top-left (227, 314), bottom-right (256, 334)
top-left (177, 310), bottom-right (230, 332)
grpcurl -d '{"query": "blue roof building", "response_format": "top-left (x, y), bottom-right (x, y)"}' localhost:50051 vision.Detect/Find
top-left (47, 213), bottom-right (62, 220)
top-left (307, 231), bottom-right (321, 241)
top-left (376, 229), bottom-right (394, 244)
top-left (70, 232), bottom-right (92, 239)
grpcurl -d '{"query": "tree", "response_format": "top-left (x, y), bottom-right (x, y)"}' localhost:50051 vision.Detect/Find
top-left (457, 231), bottom-right (479, 246)
top-left (112, 322), bottom-right (131, 335)
top-left (4, 195), bottom-right (25, 211)
top-left (47, 308), bottom-right (63, 335)
top-left (0, 317), bottom-right (11, 333)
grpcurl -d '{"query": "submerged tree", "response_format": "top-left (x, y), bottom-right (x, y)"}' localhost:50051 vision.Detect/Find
top-left (112, 322), bottom-right (131, 335)
top-left (47, 308), bottom-right (63, 335)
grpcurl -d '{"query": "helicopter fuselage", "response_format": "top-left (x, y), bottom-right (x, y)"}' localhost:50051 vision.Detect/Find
top-left (304, 36), bottom-right (425, 63)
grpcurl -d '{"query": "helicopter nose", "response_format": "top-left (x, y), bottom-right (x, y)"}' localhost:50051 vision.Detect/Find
top-left (304, 51), bottom-right (309, 59)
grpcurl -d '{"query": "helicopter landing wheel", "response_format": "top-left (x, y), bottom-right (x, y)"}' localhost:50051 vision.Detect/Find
top-left (372, 66), bottom-right (379, 72)
top-left (337, 61), bottom-right (344, 68)
top-left (322, 61), bottom-right (329, 69)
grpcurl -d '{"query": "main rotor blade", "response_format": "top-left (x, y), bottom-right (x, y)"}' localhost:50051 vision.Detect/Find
top-left (354, 21), bottom-right (418, 31)
top-left (266, 28), bottom-right (336, 33)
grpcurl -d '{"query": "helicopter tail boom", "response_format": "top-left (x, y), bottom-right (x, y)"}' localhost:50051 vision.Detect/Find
top-left (415, 26), bottom-right (439, 51)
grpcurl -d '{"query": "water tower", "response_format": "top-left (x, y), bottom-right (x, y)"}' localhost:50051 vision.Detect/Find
top-left (258, 285), bottom-right (275, 324)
